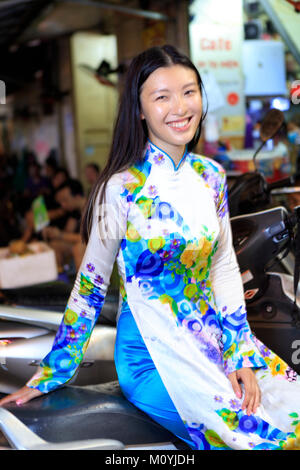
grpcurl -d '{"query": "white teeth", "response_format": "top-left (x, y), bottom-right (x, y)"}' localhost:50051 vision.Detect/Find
top-left (168, 119), bottom-right (190, 128)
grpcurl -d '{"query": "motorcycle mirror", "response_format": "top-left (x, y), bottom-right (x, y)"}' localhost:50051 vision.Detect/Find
top-left (260, 108), bottom-right (285, 142)
top-left (253, 109), bottom-right (285, 171)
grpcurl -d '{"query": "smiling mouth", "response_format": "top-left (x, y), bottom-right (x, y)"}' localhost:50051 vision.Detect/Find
top-left (167, 117), bottom-right (192, 129)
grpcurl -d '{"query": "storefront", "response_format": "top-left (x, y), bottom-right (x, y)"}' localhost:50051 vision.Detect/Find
top-left (189, 0), bottom-right (300, 184)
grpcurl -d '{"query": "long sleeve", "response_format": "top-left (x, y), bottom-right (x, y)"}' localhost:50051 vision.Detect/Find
top-left (26, 180), bottom-right (127, 393)
top-left (210, 166), bottom-right (267, 376)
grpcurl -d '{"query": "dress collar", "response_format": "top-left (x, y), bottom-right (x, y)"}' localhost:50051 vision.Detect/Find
top-left (144, 140), bottom-right (189, 172)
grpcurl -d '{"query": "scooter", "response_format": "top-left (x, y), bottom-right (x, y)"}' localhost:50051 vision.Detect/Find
top-left (228, 108), bottom-right (296, 217)
top-left (227, 108), bottom-right (300, 373)
top-left (1, 202), bottom-right (300, 450)
top-left (232, 203), bottom-right (300, 376)
top-left (227, 107), bottom-right (300, 298)
top-left (0, 286), bottom-right (120, 394)
top-left (0, 381), bottom-right (188, 450)
top-left (0, 282), bottom-right (188, 450)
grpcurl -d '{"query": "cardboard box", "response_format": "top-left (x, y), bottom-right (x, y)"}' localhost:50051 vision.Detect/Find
top-left (0, 242), bottom-right (58, 289)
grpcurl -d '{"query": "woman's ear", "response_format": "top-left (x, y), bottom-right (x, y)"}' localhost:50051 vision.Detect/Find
top-left (140, 112), bottom-right (145, 120)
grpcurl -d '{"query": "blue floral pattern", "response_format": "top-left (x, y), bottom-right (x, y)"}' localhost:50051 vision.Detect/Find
top-left (27, 140), bottom-right (300, 450)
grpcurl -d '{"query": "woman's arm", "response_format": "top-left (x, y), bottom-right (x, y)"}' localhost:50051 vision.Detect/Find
top-left (210, 166), bottom-right (267, 377)
top-left (26, 181), bottom-right (127, 393)
top-left (209, 166), bottom-right (266, 415)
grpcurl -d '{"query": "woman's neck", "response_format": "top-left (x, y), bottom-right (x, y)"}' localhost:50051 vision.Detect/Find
top-left (148, 139), bottom-right (186, 166)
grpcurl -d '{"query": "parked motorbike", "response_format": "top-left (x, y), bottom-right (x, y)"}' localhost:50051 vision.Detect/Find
top-left (0, 285), bottom-right (119, 394)
top-left (227, 109), bottom-right (300, 369)
top-left (0, 380), bottom-right (187, 450)
top-left (1, 202), bottom-right (300, 450)
top-left (0, 284), bottom-right (189, 450)
top-left (228, 108), bottom-right (295, 217)
top-left (232, 204), bottom-right (300, 375)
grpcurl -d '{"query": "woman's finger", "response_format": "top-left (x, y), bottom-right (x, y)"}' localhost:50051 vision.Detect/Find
top-left (228, 372), bottom-right (242, 399)
top-left (242, 389), bottom-right (250, 412)
top-left (246, 392), bottom-right (255, 416)
top-left (0, 386), bottom-right (43, 407)
top-left (243, 382), bottom-right (261, 415)
top-left (0, 395), bottom-right (14, 407)
top-left (242, 379), bottom-right (255, 414)
top-left (253, 385), bottom-right (261, 414)
top-left (0, 391), bottom-right (21, 407)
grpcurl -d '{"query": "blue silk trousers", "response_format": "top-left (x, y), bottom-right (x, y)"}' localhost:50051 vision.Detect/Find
top-left (114, 308), bottom-right (196, 449)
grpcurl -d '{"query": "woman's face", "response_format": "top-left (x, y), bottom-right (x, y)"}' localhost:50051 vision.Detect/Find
top-left (139, 65), bottom-right (202, 156)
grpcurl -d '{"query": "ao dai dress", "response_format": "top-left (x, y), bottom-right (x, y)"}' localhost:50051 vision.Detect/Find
top-left (27, 141), bottom-right (300, 450)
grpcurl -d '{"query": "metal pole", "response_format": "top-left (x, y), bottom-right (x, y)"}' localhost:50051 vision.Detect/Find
top-left (259, 0), bottom-right (300, 65)
top-left (58, 0), bottom-right (172, 21)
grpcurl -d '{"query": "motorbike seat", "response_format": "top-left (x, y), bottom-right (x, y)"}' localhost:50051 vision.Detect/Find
top-left (2, 381), bottom-right (188, 448)
top-left (1, 282), bottom-right (119, 326)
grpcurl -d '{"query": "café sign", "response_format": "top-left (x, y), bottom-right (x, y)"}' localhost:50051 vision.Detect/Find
top-left (189, 0), bottom-right (245, 136)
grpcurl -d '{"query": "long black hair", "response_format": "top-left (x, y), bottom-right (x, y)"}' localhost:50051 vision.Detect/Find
top-left (81, 44), bottom-right (207, 244)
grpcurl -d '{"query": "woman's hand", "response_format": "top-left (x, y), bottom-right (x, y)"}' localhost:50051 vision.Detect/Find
top-left (0, 386), bottom-right (43, 407)
top-left (227, 367), bottom-right (261, 416)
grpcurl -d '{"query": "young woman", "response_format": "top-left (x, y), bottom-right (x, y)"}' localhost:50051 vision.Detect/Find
top-left (1, 45), bottom-right (300, 451)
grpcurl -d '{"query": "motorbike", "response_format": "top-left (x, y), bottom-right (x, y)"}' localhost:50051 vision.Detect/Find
top-left (1, 206), bottom-right (300, 451)
top-left (227, 109), bottom-right (300, 374)
top-left (228, 108), bottom-right (296, 218)
top-left (0, 284), bottom-right (119, 395)
top-left (1, 108), bottom-right (300, 449)
top-left (0, 381), bottom-right (186, 450)
top-left (232, 204), bottom-right (300, 375)
top-left (0, 283), bottom-right (188, 450)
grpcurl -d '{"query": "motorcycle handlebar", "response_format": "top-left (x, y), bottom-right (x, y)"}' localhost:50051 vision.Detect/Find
top-left (268, 175), bottom-right (296, 191)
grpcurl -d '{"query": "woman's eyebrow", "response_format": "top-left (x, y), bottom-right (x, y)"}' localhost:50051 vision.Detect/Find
top-left (150, 82), bottom-right (198, 95)
top-left (150, 88), bottom-right (170, 95)
top-left (182, 81), bottom-right (198, 89)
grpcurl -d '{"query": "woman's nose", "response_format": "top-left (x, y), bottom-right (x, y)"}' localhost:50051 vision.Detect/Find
top-left (171, 95), bottom-right (187, 116)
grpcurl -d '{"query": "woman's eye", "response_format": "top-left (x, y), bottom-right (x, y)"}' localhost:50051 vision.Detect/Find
top-left (185, 89), bottom-right (195, 96)
top-left (156, 95), bottom-right (167, 101)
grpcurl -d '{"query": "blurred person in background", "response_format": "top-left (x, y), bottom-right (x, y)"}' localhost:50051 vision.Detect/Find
top-left (21, 167), bottom-right (70, 243)
top-left (13, 150), bottom-right (48, 218)
top-left (43, 151), bottom-right (59, 182)
top-left (287, 119), bottom-right (300, 145)
top-left (287, 118), bottom-right (300, 184)
top-left (42, 178), bottom-right (86, 271)
top-left (84, 162), bottom-right (101, 195)
top-left (0, 156), bottom-right (21, 246)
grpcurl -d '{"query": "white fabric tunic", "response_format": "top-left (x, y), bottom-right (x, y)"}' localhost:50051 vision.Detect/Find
top-left (28, 141), bottom-right (300, 450)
